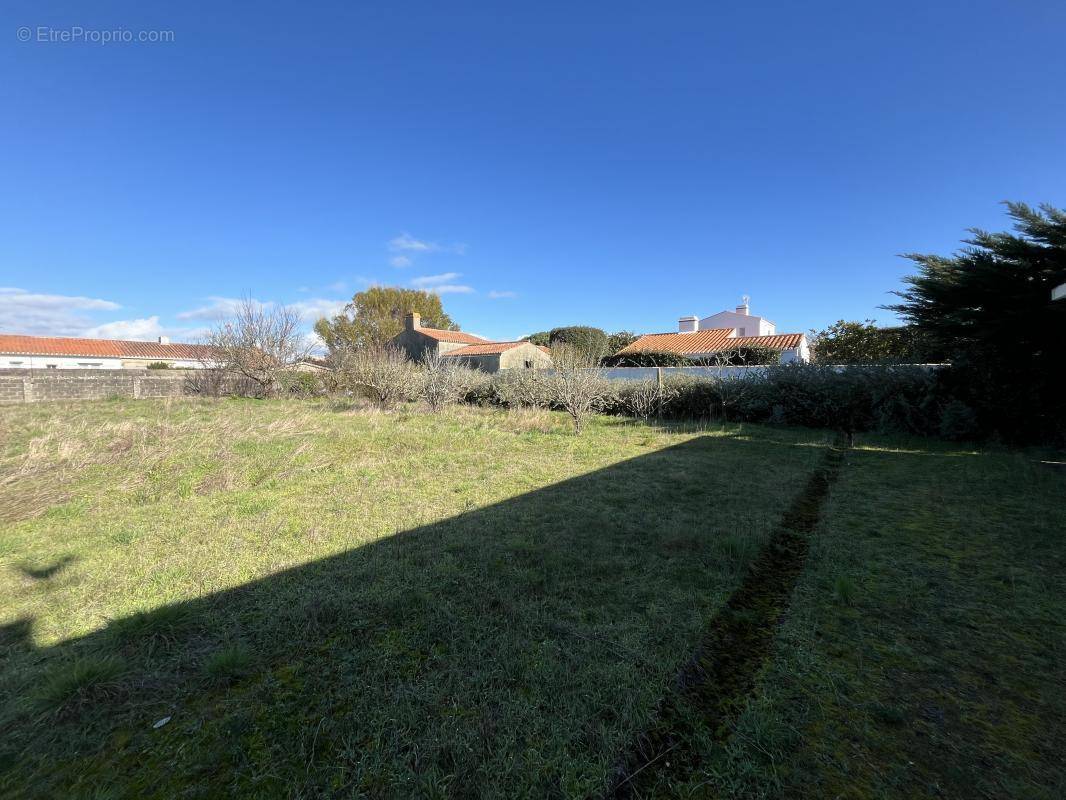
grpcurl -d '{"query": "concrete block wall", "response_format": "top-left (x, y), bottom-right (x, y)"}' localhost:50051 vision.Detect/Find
top-left (0, 369), bottom-right (190, 405)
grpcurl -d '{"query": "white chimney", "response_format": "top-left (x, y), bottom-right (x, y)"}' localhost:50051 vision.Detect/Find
top-left (404, 311), bottom-right (421, 330)
top-left (678, 315), bottom-right (699, 333)
top-left (158, 336), bottom-right (170, 345)
top-left (736, 295), bottom-right (750, 316)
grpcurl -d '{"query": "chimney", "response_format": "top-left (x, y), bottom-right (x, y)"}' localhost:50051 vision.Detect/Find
top-left (157, 336), bottom-right (170, 345)
top-left (678, 315), bottom-right (699, 333)
top-left (404, 311), bottom-right (421, 331)
top-left (736, 295), bottom-right (750, 316)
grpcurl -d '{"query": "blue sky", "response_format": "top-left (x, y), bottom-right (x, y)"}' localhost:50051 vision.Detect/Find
top-left (3, 1), bottom-right (1065, 344)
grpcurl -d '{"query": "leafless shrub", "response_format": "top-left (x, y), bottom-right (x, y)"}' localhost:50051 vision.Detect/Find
top-left (625, 379), bottom-right (678, 422)
top-left (336, 343), bottom-right (420, 408)
top-left (420, 351), bottom-right (478, 412)
top-left (547, 343), bottom-right (611, 434)
top-left (492, 368), bottom-right (548, 408)
top-left (205, 298), bottom-right (313, 398)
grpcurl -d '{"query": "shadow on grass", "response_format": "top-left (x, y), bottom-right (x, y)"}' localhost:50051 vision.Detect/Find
top-left (0, 430), bottom-right (836, 798)
top-left (14, 555), bottom-right (79, 582)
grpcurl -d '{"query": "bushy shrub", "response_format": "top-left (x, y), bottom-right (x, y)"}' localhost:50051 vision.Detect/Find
top-left (601, 351), bottom-right (692, 367)
top-left (278, 371), bottom-right (330, 398)
top-left (460, 363), bottom-right (978, 441)
top-left (602, 347), bottom-right (783, 367)
top-left (146, 361), bottom-right (171, 370)
top-left (547, 326), bottom-right (609, 361)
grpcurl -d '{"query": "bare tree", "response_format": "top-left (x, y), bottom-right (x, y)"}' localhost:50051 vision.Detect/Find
top-left (420, 350), bottom-right (476, 412)
top-left (336, 342), bottom-right (419, 408)
top-left (206, 298), bottom-right (312, 398)
top-left (548, 343), bottom-right (610, 434)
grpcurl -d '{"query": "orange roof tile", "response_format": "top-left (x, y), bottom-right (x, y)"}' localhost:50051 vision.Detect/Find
top-left (442, 341), bottom-right (531, 357)
top-left (616, 328), bottom-right (804, 356)
top-left (414, 326), bottom-right (487, 344)
top-left (0, 333), bottom-right (216, 360)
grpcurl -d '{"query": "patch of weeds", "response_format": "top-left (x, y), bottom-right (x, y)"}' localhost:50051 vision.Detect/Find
top-left (832, 574), bottom-right (858, 606)
top-left (34, 655), bottom-right (125, 712)
top-left (232, 494), bottom-right (271, 517)
top-left (869, 701), bottom-right (906, 726)
top-left (205, 644), bottom-right (253, 682)
top-left (108, 528), bottom-right (139, 546)
top-left (716, 533), bottom-right (757, 570)
top-left (287, 597), bottom-right (346, 640)
top-left (42, 499), bottom-right (88, 520)
top-left (107, 604), bottom-right (192, 648)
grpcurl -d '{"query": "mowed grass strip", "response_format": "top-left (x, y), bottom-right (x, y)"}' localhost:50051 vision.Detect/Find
top-left (690, 436), bottom-right (1066, 799)
top-left (0, 398), bottom-right (829, 797)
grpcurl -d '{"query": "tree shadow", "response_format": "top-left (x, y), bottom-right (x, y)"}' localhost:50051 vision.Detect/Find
top-left (1, 431), bottom-right (835, 798)
top-left (14, 555), bottom-right (79, 582)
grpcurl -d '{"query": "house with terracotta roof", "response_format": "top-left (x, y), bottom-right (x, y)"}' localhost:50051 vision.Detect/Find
top-left (617, 299), bottom-right (810, 363)
top-left (0, 333), bottom-right (219, 370)
top-left (391, 312), bottom-right (552, 372)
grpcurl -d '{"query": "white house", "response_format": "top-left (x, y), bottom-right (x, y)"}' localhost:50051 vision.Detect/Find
top-left (0, 333), bottom-right (217, 370)
top-left (678, 296), bottom-right (777, 337)
top-left (618, 298), bottom-right (810, 363)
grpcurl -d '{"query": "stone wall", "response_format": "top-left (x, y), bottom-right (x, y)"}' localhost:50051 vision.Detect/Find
top-left (0, 369), bottom-right (194, 404)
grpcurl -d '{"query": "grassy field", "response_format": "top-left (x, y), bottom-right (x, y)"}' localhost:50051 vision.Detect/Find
top-left (699, 437), bottom-right (1066, 800)
top-left (0, 398), bottom-right (1062, 798)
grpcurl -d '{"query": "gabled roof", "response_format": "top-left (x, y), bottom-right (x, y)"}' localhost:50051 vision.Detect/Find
top-left (442, 341), bottom-right (547, 357)
top-left (700, 309), bottom-right (776, 326)
top-left (0, 333), bottom-right (215, 360)
top-left (616, 329), bottom-right (804, 356)
top-left (413, 326), bottom-right (487, 344)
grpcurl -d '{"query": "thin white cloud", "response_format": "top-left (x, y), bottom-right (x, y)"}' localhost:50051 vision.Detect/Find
top-left (81, 316), bottom-right (209, 343)
top-left (410, 272), bottom-right (462, 287)
top-left (389, 233), bottom-right (436, 253)
top-left (0, 287), bottom-right (122, 336)
top-left (82, 316), bottom-right (165, 340)
top-left (289, 298), bottom-right (348, 322)
top-left (487, 290), bottom-right (518, 299)
top-left (180, 294), bottom-right (349, 326)
top-left (176, 296), bottom-right (273, 321)
top-left (409, 273), bottom-right (474, 295)
top-left (388, 233), bottom-right (467, 257)
top-left (390, 255), bottom-right (412, 268)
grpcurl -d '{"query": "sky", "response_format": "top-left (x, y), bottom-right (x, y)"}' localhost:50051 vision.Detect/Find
top-left (3, 1), bottom-right (1065, 345)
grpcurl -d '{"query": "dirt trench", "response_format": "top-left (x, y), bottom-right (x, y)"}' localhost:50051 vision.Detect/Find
top-left (607, 439), bottom-right (847, 798)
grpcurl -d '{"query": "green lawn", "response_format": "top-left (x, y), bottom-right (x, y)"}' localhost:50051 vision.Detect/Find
top-left (0, 399), bottom-right (1062, 798)
top-left (0, 398), bottom-right (827, 798)
top-left (694, 438), bottom-right (1066, 799)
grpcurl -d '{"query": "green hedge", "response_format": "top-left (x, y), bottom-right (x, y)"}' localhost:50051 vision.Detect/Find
top-left (463, 365), bottom-right (982, 440)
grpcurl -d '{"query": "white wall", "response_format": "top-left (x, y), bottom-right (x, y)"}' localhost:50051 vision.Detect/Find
top-left (598, 366), bottom-right (774, 381)
top-left (0, 356), bottom-right (211, 370)
top-left (0, 355), bottom-right (125, 370)
top-left (594, 363), bottom-right (943, 382)
top-left (698, 310), bottom-right (775, 337)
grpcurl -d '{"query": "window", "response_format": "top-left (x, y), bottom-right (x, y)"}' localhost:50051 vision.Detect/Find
top-left (9, 361), bottom-right (23, 366)
top-left (77, 362), bottom-right (103, 368)
top-left (46, 364), bottom-right (58, 369)
top-left (524, 360), bottom-right (534, 369)
top-left (736, 327), bottom-right (746, 337)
